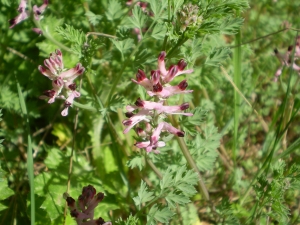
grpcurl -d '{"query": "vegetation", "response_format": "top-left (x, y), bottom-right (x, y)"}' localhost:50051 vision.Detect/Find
top-left (1, 0), bottom-right (300, 224)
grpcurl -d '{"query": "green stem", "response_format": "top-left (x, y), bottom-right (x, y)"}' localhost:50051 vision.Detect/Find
top-left (233, 27), bottom-right (241, 169)
top-left (176, 136), bottom-right (209, 201)
top-left (16, 78), bottom-right (35, 225)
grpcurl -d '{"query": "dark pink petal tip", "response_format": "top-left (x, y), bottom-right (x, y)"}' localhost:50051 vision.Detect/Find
top-left (66, 197), bottom-right (76, 207)
top-left (123, 120), bottom-right (132, 126)
top-left (136, 127), bottom-right (144, 134)
top-left (70, 209), bottom-right (79, 218)
top-left (168, 65), bottom-right (178, 78)
top-left (153, 82), bottom-right (163, 93)
top-left (176, 131), bottom-right (185, 137)
top-left (82, 185), bottom-right (96, 199)
top-left (96, 192), bottom-right (104, 202)
top-left (9, 19), bottom-right (17, 28)
top-left (43, 90), bottom-right (56, 97)
top-left (151, 70), bottom-right (160, 84)
top-left (68, 83), bottom-right (76, 91)
top-left (135, 98), bottom-right (144, 107)
top-left (32, 28), bottom-right (43, 35)
top-left (158, 51), bottom-right (166, 61)
top-left (177, 59), bottom-right (187, 71)
top-left (178, 80), bottom-right (188, 90)
top-left (64, 101), bottom-right (72, 107)
top-left (136, 69), bottom-right (146, 82)
top-left (180, 103), bottom-right (189, 110)
top-left (56, 49), bottom-right (62, 56)
top-left (125, 112), bottom-right (134, 118)
top-left (95, 217), bottom-right (106, 224)
top-left (38, 65), bottom-right (46, 72)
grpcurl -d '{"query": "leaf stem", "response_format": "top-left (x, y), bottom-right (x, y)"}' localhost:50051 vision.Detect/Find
top-left (16, 78), bottom-right (35, 225)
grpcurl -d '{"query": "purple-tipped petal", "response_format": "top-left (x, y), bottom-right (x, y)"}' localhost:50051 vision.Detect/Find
top-left (66, 197), bottom-right (76, 209)
top-left (125, 112), bottom-right (134, 118)
top-left (151, 70), bottom-right (160, 85)
top-left (136, 69), bottom-right (147, 82)
top-left (9, 11), bottom-right (29, 29)
top-left (32, 28), bottom-right (43, 35)
top-left (177, 59), bottom-right (187, 71)
top-left (164, 65), bottom-right (178, 83)
top-left (180, 102), bottom-right (189, 110)
top-left (158, 51), bottom-right (168, 76)
top-left (178, 80), bottom-right (188, 90)
top-left (152, 82), bottom-right (163, 93)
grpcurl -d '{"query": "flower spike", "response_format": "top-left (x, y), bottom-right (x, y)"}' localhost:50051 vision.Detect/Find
top-left (123, 52), bottom-right (194, 153)
top-left (38, 49), bottom-right (85, 116)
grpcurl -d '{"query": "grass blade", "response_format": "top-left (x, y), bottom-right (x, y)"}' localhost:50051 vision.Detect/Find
top-left (16, 78), bottom-right (35, 225)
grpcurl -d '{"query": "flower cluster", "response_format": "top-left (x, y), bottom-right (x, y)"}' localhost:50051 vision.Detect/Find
top-left (38, 49), bottom-right (85, 116)
top-left (65, 185), bottom-right (111, 225)
top-left (123, 52), bottom-right (194, 153)
top-left (177, 3), bottom-right (203, 32)
top-left (274, 36), bottom-right (300, 82)
top-left (9, 0), bottom-right (48, 33)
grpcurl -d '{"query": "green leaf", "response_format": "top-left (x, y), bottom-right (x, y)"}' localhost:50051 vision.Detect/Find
top-left (127, 153), bottom-right (145, 171)
top-left (111, 38), bottom-right (135, 59)
top-left (147, 204), bottom-right (174, 224)
top-left (127, 6), bottom-right (147, 29)
top-left (105, 0), bottom-right (123, 21)
top-left (116, 214), bottom-right (139, 225)
top-left (160, 167), bottom-right (174, 190)
top-left (220, 17), bottom-right (244, 35)
top-left (133, 181), bottom-right (154, 207)
top-left (56, 24), bottom-right (85, 57)
top-left (205, 47), bottom-right (231, 66)
top-left (151, 23), bottom-right (167, 40)
top-left (145, 0), bottom-right (168, 21)
top-left (172, 0), bottom-right (184, 14)
top-left (85, 11), bottom-right (103, 25)
top-left (180, 107), bottom-right (207, 135)
top-left (165, 192), bottom-right (190, 208)
top-left (0, 168), bottom-right (14, 201)
top-left (189, 126), bottom-right (221, 172)
top-left (108, 94), bottom-right (125, 112)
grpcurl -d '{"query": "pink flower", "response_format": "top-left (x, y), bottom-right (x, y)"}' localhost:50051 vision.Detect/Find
top-left (65, 185), bottom-right (112, 225)
top-left (33, 0), bottom-right (48, 20)
top-left (9, 10), bottom-right (29, 29)
top-left (32, 28), bottom-right (43, 35)
top-left (39, 50), bottom-right (85, 116)
top-left (123, 109), bottom-right (152, 134)
top-left (123, 52), bottom-right (193, 153)
top-left (134, 122), bottom-right (184, 153)
top-left (158, 52), bottom-right (194, 83)
top-left (9, 0), bottom-right (48, 29)
top-left (274, 40), bottom-right (300, 81)
top-left (147, 80), bottom-right (193, 98)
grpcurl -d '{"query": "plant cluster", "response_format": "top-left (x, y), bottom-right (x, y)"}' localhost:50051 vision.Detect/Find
top-left (1, 0), bottom-right (300, 225)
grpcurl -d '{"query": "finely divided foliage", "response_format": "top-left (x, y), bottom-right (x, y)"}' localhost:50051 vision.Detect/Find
top-left (2, 0), bottom-right (300, 224)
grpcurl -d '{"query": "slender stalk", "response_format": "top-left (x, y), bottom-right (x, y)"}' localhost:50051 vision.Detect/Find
top-left (146, 157), bottom-right (163, 179)
top-left (63, 103), bottom-right (80, 223)
top-left (176, 136), bottom-right (209, 200)
top-left (233, 27), bottom-right (241, 169)
top-left (85, 32), bottom-right (117, 42)
top-left (16, 78), bottom-right (35, 225)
